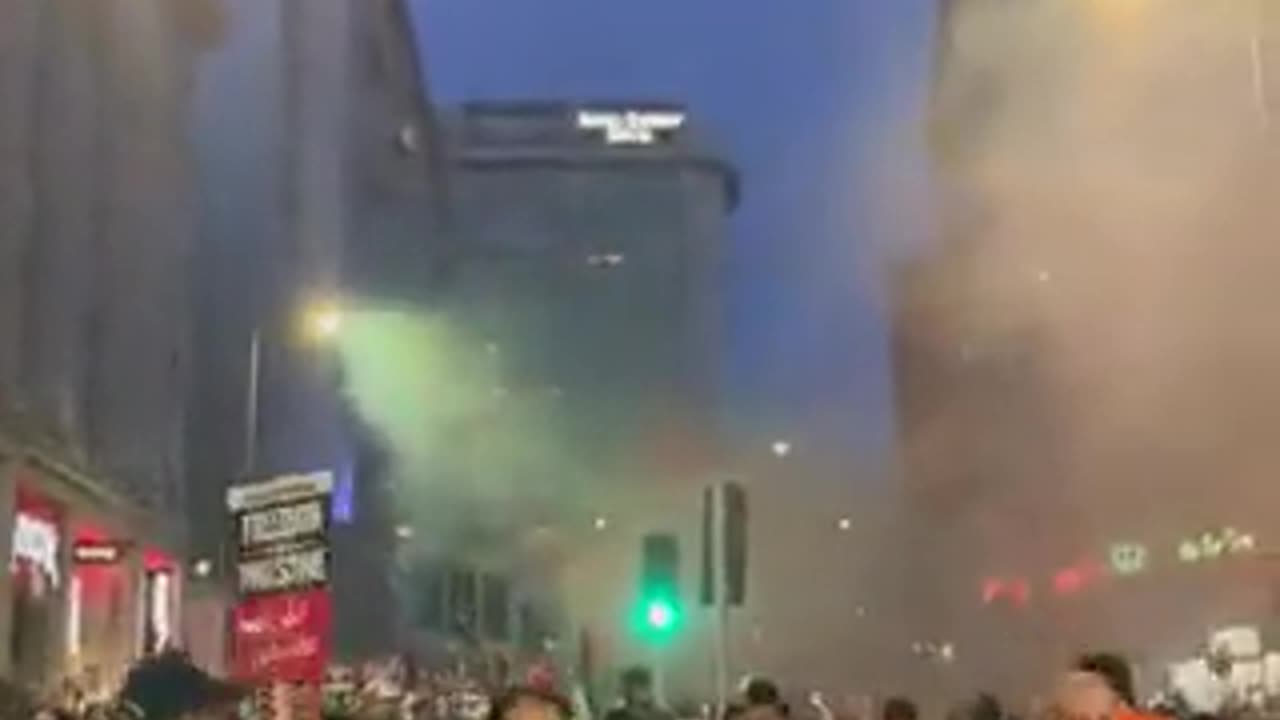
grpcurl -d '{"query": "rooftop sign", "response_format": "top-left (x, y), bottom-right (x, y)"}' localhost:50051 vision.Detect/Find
top-left (576, 109), bottom-right (686, 145)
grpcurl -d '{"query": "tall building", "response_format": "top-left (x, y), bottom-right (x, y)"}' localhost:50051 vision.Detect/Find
top-left (188, 0), bottom-right (444, 660)
top-left (437, 101), bottom-right (735, 469)
top-left (895, 0), bottom-right (1280, 692)
top-left (0, 0), bottom-right (221, 688)
top-left (421, 100), bottom-right (738, 693)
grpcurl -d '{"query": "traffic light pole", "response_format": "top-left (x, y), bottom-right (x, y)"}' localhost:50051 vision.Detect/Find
top-left (651, 643), bottom-right (667, 709)
top-left (712, 482), bottom-right (730, 718)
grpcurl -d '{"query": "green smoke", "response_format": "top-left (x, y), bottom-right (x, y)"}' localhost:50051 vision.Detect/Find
top-left (333, 307), bottom-right (592, 556)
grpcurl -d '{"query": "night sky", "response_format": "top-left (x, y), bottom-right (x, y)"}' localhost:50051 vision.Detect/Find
top-left (409, 0), bottom-right (938, 466)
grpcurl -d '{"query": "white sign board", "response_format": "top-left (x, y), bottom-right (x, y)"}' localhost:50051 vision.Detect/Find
top-left (576, 110), bottom-right (685, 145)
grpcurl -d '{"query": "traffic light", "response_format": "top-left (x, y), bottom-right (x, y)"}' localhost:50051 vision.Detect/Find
top-left (635, 534), bottom-right (682, 642)
top-left (701, 481), bottom-right (747, 606)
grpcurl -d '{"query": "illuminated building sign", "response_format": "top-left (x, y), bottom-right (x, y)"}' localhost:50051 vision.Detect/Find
top-left (576, 109), bottom-right (686, 145)
top-left (12, 512), bottom-right (60, 588)
top-left (73, 540), bottom-right (126, 565)
top-left (1179, 527), bottom-right (1256, 563)
top-left (1108, 543), bottom-right (1148, 576)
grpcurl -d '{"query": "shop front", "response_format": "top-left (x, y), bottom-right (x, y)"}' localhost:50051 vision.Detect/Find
top-left (0, 451), bottom-right (185, 694)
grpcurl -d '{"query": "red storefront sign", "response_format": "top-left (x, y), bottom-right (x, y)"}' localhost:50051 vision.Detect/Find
top-left (232, 588), bottom-right (332, 683)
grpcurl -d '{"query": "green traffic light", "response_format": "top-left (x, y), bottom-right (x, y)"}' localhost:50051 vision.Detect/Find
top-left (633, 594), bottom-right (682, 642)
top-left (646, 599), bottom-right (676, 631)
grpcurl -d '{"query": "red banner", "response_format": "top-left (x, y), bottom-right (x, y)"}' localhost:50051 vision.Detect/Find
top-left (232, 588), bottom-right (332, 684)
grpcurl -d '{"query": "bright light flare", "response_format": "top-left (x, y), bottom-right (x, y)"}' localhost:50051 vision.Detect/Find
top-left (646, 599), bottom-right (676, 631)
top-left (304, 303), bottom-right (343, 340)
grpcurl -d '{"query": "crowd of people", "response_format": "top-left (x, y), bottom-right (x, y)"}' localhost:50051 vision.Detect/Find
top-left (485, 652), bottom-right (1260, 720)
top-left (6, 649), bottom-right (1271, 720)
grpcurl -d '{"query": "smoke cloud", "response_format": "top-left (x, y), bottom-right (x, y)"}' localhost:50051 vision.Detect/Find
top-left (333, 307), bottom-right (593, 561)
top-left (885, 0), bottom-right (1280, 694)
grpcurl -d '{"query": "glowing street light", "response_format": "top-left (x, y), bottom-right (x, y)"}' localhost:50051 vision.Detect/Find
top-left (837, 517), bottom-right (853, 532)
top-left (244, 299), bottom-right (344, 474)
top-left (771, 440), bottom-right (792, 459)
top-left (593, 516), bottom-right (609, 531)
top-left (303, 303), bottom-right (343, 341)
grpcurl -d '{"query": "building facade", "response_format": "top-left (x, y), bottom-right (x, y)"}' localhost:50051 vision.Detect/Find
top-left (437, 101), bottom-right (735, 473)
top-left (894, 0), bottom-right (1280, 694)
top-left (188, 0), bottom-right (444, 661)
top-left (420, 101), bottom-right (738, 695)
top-left (0, 0), bottom-right (220, 690)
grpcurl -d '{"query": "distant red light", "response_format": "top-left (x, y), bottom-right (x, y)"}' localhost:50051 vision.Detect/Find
top-left (74, 524), bottom-right (110, 544)
top-left (143, 549), bottom-right (175, 573)
top-left (1053, 567), bottom-right (1086, 595)
top-left (982, 577), bottom-right (1031, 606)
top-left (1010, 578), bottom-right (1031, 606)
top-left (982, 578), bottom-right (1005, 605)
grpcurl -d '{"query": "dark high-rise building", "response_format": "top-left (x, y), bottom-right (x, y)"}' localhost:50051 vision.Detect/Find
top-left (895, 0), bottom-right (1280, 693)
top-left (423, 100), bottom-right (739, 695)
top-left (189, 0), bottom-right (443, 660)
top-left (436, 101), bottom-right (737, 472)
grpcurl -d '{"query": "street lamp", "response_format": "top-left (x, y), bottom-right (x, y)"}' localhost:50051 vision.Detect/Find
top-left (243, 301), bottom-right (343, 476)
top-left (770, 440), bottom-right (791, 459)
top-left (304, 304), bottom-right (343, 341)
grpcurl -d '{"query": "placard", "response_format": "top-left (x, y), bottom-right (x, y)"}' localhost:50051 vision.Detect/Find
top-left (238, 499), bottom-right (327, 553)
top-left (233, 589), bottom-right (332, 684)
top-left (238, 548), bottom-right (330, 595)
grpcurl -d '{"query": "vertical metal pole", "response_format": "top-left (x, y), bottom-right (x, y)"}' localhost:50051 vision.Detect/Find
top-left (652, 644), bottom-right (667, 709)
top-left (244, 327), bottom-right (261, 477)
top-left (1251, 0), bottom-right (1271, 128)
top-left (713, 482), bottom-right (729, 719)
